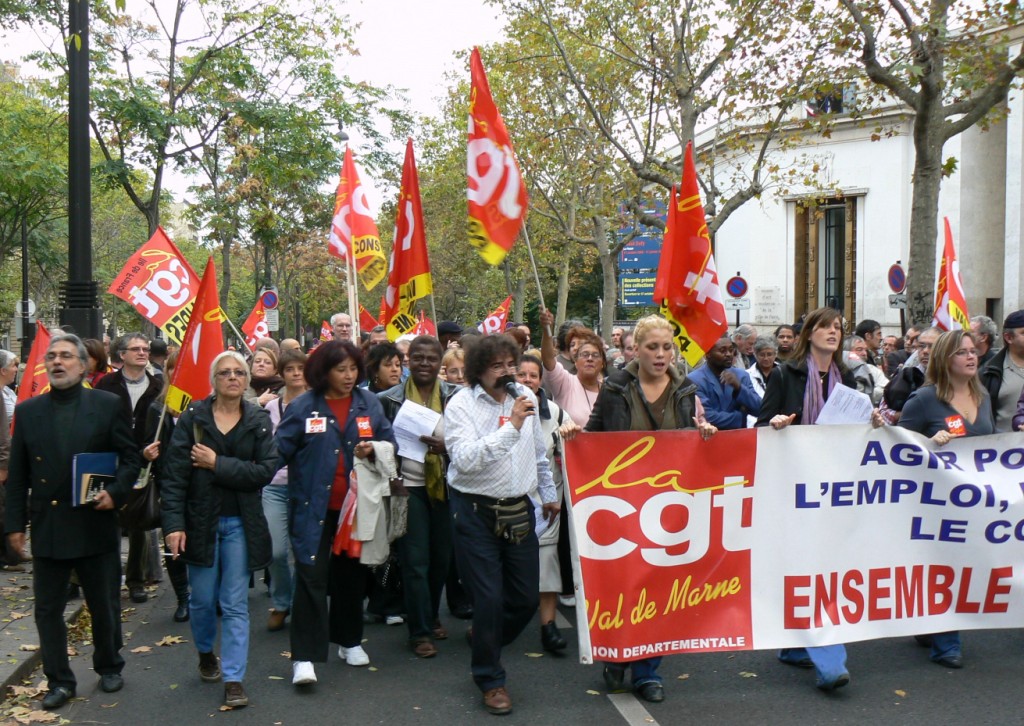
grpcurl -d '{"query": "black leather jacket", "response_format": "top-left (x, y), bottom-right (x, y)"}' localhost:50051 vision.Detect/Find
top-left (585, 361), bottom-right (698, 432)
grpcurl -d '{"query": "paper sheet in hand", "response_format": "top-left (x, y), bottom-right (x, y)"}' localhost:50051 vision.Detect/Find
top-left (815, 384), bottom-right (874, 425)
top-left (392, 399), bottom-right (441, 463)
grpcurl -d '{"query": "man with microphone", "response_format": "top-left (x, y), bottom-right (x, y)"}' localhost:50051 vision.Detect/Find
top-left (443, 333), bottom-right (560, 716)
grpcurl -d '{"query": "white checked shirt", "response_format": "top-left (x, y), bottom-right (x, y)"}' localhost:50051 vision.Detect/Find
top-left (444, 383), bottom-right (557, 503)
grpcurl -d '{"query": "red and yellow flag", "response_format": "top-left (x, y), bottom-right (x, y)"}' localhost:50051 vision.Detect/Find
top-left (931, 217), bottom-right (970, 331)
top-left (16, 322), bottom-right (51, 405)
top-left (382, 139), bottom-right (433, 340)
top-left (467, 47), bottom-right (527, 266)
top-left (328, 148), bottom-right (387, 290)
top-left (240, 299), bottom-right (268, 350)
top-left (107, 227), bottom-right (199, 345)
top-left (319, 321), bottom-right (333, 342)
top-left (478, 295), bottom-right (513, 335)
top-left (166, 258), bottom-right (225, 415)
top-left (653, 142), bottom-right (728, 367)
top-left (412, 310), bottom-right (436, 337)
top-left (359, 305), bottom-right (379, 334)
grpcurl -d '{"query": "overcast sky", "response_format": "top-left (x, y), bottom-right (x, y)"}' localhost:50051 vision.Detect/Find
top-left (0, 0), bottom-right (508, 210)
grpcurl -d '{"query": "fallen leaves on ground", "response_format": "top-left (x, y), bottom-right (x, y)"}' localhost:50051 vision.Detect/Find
top-left (156, 635), bottom-right (186, 646)
top-left (585, 689), bottom-right (601, 695)
top-left (17, 644), bottom-right (38, 652)
top-left (7, 685), bottom-right (43, 698)
top-left (219, 705), bottom-right (234, 711)
top-left (895, 689), bottom-right (906, 697)
top-left (677, 674), bottom-right (690, 680)
top-left (739, 671), bottom-right (758, 678)
top-left (9, 706), bottom-right (59, 724)
top-left (130, 646), bottom-right (152, 654)
top-left (525, 652), bottom-right (543, 658)
top-left (280, 651), bottom-right (291, 658)
top-left (8, 612), bottom-right (28, 620)
top-left (101, 702), bottom-right (118, 708)
top-left (268, 676), bottom-right (284, 680)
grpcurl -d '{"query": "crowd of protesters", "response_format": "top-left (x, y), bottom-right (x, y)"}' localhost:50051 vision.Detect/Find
top-left (3, 305), bottom-right (1024, 714)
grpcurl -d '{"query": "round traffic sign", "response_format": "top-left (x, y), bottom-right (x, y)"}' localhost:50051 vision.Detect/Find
top-left (887, 264), bottom-right (906, 294)
top-left (260, 289), bottom-right (279, 309)
top-left (725, 276), bottom-right (748, 298)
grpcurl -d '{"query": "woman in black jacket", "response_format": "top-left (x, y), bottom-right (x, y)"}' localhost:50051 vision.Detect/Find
top-left (585, 315), bottom-right (717, 703)
top-left (161, 351), bottom-right (277, 710)
top-left (756, 306), bottom-right (882, 692)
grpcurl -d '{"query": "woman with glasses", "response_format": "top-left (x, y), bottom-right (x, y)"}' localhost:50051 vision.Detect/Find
top-left (898, 329), bottom-right (993, 669)
top-left (442, 348), bottom-right (466, 387)
top-left (538, 309), bottom-right (606, 425)
top-left (161, 352), bottom-right (277, 709)
top-left (274, 341), bottom-right (395, 686)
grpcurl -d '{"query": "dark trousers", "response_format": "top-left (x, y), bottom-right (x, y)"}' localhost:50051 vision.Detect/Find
top-left (290, 509), bottom-right (367, 662)
top-left (34, 551), bottom-right (124, 690)
top-left (450, 491), bottom-right (539, 692)
top-left (397, 488), bottom-right (452, 639)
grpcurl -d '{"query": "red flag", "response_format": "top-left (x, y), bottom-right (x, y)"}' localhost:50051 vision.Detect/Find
top-left (319, 321), bottom-right (334, 341)
top-left (478, 295), bottom-right (513, 335)
top-left (931, 217), bottom-right (970, 331)
top-left (653, 142), bottom-right (728, 367)
top-left (467, 47), bottom-right (527, 266)
top-left (166, 258), bottom-right (225, 415)
top-left (412, 310), bottom-right (436, 337)
top-left (16, 322), bottom-right (51, 404)
top-left (328, 148), bottom-right (387, 290)
top-left (382, 139), bottom-right (434, 340)
top-left (359, 304), bottom-right (379, 333)
top-left (106, 227), bottom-right (200, 344)
top-left (240, 299), bottom-right (268, 350)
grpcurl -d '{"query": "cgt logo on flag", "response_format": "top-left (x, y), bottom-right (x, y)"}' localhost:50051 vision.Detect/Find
top-left (479, 295), bottom-right (512, 335)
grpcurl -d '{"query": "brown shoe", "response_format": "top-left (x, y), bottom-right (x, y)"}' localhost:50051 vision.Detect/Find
top-left (412, 637), bottom-right (437, 658)
top-left (267, 609), bottom-right (288, 632)
top-left (433, 619), bottom-right (448, 640)
top-left (482, 686), bottom-right (512, 715)
top-left (198, 652), bottom-right (222, 682)
top-left (224, 681), bottom-right (248, 708)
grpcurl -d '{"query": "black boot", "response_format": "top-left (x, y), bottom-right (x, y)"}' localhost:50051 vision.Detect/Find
top-left (541, 621), bottom-right (567, 652)
top-left (167, 556), bottom-right (191, 622)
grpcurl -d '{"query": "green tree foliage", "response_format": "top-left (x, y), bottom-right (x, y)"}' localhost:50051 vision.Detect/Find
top-left (835, 0), bottom-right (1024, 326)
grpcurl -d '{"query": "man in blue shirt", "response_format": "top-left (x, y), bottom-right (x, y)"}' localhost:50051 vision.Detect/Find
top-left (689, 336), bottom-right (761, 429)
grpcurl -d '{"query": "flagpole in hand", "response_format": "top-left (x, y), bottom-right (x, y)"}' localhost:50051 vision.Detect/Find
top-left (137, 400), bottom-right (169, 489)
top-left (520, 226), bottom-right (552, 337)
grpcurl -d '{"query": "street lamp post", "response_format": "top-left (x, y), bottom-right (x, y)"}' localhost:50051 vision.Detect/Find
top-left (61, 0), bottom-right (102, 338)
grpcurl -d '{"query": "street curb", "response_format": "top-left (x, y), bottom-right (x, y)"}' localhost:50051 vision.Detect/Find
top-left (1, 602), bottom-right (85, 691)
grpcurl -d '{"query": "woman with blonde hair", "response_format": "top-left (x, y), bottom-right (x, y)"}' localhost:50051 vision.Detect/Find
top-left (585, 313), bottom-right (717, 702)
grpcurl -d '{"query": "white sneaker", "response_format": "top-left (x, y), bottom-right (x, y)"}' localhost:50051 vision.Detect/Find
top-left (292, 661), bottom-right (317, 685)
top-left (385, 615), bottom-right (404, 626)
top-left (339, 645), bottom-right (370, 666)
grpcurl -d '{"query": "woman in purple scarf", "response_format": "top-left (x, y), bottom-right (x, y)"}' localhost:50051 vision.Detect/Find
top-left (756, 307), bottom-right (870, 691)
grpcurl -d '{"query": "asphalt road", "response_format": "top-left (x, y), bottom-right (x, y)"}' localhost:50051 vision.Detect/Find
top-left (27, 584), bottom-right (1024, 725)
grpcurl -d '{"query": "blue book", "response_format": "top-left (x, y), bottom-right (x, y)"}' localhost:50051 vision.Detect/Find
top-left (71, 452), bottom-right (118, 507)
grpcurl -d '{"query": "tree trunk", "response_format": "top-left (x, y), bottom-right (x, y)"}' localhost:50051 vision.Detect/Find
top-left (555, 254), bottom-right (570, 327)
top-left (594, 215), bottom-right (617, 342)
top-left (513, 276), bottom-right (526, 323)
top-left (905, 105), bottom-right (946, 327)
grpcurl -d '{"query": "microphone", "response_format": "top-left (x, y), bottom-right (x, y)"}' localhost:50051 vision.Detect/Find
top-left (504, 381), bottom-right (521, 399)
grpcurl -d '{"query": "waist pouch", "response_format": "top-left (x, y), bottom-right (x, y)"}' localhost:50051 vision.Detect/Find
top-left (489, 498), bottom-right (531, 545)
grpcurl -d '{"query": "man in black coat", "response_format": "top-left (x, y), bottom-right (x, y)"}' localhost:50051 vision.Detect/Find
top-left (5, 334), bottom-right (142, 710)
top-left (95, 332), bottom-right (162, 603)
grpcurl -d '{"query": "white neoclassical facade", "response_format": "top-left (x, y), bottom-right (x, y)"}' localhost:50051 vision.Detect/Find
top-left (705, 38), bottom-right (1024, 333)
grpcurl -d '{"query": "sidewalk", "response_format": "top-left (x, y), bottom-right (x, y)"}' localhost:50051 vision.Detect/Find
top-left (0, 534), bottom-right (171, 693)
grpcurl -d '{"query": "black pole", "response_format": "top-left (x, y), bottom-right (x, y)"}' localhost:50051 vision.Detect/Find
top-left (20, 216), bottom-right (33, 352)
top-left (60, 0), bottom-right (101, 338)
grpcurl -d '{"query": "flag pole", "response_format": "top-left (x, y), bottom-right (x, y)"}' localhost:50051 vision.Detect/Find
top-left (429, 294), bottom-right (438, 329)
top-left (223, 316), bottom-right (253, 354)
top-left (346, 253), bottom-right (360, 344)
top-left (520, 225), bottom-right (551, 336)
top-left (135, 401), bottom-right (168, 489)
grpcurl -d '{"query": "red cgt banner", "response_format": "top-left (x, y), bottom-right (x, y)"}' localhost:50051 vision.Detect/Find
top-left (564, 430), bottom-right (757, 663)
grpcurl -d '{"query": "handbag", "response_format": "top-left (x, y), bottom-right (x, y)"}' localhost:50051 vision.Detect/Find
top-left (118, 470), bottom-right (162, 531)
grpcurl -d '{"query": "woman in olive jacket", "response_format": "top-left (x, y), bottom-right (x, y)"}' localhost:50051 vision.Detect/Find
top-left (161, 351), bottom-right (276, 710)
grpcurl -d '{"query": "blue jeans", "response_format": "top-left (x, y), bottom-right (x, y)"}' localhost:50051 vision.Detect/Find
top-left (397, 487), bottom-right (452, 640)
top-left (605, 657), bottom-right (663, 687)
top-left (262, 485), bottom-right (294, 612)
top-left (188, 517), bottom-right (250, 682)
top-left (779, 645), bottom-right (847, 686)
top-left (930, 631), bottom-right (961, 661)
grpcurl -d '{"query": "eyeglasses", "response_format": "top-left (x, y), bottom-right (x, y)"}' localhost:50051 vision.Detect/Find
top-left (45, 352), bottom-right (78, 362)
top-left (488, 361), bottom-right (518, 374)
top-left (953, 348), bottom-right (978, 358)
top-left (576, 352), bottom-right (602, 361)
top-left (216, 369), bottom-right (247, 379)
top-left (124, 346), bottom-right (150, 354)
